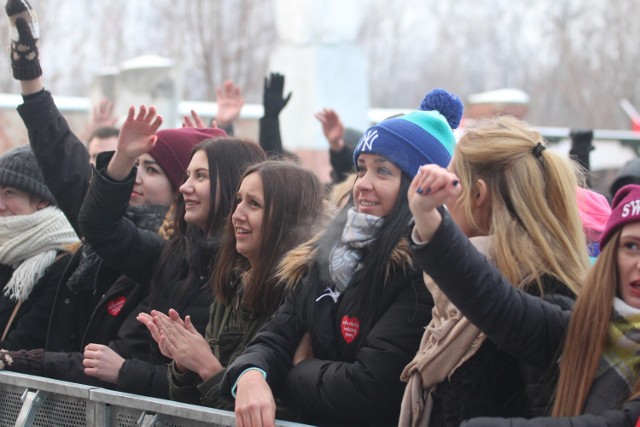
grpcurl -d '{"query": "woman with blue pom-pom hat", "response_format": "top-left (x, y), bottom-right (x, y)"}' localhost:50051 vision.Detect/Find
top-left (220, 89), bottom-right (463, 426)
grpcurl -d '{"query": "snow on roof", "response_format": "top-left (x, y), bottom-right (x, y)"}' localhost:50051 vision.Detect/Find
top-left (467, 88), bottom-right (530, 105)
top-left (0, 93), bottom-right (90, 112)
top-left (120, 55), bottom-right (174, 71)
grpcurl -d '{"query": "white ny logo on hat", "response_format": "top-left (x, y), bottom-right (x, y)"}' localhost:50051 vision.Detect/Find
top-left (358, 130), bottom-right (379, 151)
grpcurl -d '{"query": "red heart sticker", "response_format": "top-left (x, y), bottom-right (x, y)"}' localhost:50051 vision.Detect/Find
top-left (341, 315), bottom-right (360, 344)
top-left (106, 296), bottom-right (126, 317)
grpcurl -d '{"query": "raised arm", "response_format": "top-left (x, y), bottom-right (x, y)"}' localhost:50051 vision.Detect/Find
top-left (215, 80), bottom-right (244, 134)
top-left (106, 106), bottom-right (162, 180)
top-left (259, 73), bottom-right (292, 156)
top-left (408, 164), bottom-right (571, 367)
top-left (77, 106), bottom-right (165, 285)
top-left (6, 0), bottom-right (91, 233)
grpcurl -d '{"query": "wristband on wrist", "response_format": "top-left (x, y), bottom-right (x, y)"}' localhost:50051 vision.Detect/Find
top-left (231, 367), bottom-right (267, 398)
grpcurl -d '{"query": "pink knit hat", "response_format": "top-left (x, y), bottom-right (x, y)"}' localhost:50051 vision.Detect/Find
top-left (576, 187), bottom-right (611, 244)
top-left (600, 184), bottom-right (640, 248)
top-left (150, 127), bottom-right (227, 190)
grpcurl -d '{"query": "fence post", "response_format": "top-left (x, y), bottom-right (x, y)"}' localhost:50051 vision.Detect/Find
top-left (569, 129), bottom-right (594, 187)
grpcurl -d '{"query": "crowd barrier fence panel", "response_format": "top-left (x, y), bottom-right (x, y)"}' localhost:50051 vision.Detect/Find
top-left (0, 371), bottom-right (312, 427)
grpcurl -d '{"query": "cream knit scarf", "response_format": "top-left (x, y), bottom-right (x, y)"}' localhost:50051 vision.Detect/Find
top-left (0, 206), bottom-right (78, 302)
top-left (398, 236), bottom-right (494, 427)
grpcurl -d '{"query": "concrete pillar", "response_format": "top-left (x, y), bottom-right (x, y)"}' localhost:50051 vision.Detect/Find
top-left (271, 0), bottom-right (369, 181)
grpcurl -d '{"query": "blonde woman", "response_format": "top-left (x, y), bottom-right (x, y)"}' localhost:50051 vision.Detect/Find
top-left (406, 146), bottom-right (640, 423)
top-left (400, 117), bottom-right (589, 426)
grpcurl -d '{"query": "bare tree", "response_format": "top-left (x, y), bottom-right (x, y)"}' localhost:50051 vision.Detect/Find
top-left (0, 0), bottom-right (637, 131)
top-left (155, 0), bottom-right (276, 103)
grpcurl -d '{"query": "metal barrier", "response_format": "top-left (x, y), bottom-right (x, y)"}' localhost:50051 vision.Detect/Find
top-left (0, 371), bottom-right (312, 427)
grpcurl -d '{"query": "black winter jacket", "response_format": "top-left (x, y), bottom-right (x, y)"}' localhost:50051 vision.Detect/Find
top-left (426, 272), bottom-right (575, 426)
top-left (462, 400), bottom-right (640, 427)
top-left (77, 162), bottom-right (214, 398)
top-left (16, 90), bottom-right (149, 355)
top-left (222, 240), bottom-right (433, 426)
top-left (0, 253), bottom-right (70, 351)
top-left (411, 209), bottom-right (640, 427)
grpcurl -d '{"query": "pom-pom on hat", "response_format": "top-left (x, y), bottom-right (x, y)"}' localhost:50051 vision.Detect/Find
top-left (600, 184), bottom-right (640, 248)
top-left (151, 127), bottom-right (227, 190)
top-left (0, 145), bottom-right (55, 204)
top-left (576, 187), bottom-right (611, 257)
top-left (576, 187), bottom-right (611, 243)
top-left (353, 88), bottom-right (463, 178)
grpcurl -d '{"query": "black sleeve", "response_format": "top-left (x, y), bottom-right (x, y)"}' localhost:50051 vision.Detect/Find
top-left (107, 297), bottom-right (152, 360)
top-left (77, 157), bottom-right (164, 286)
top-left (42, 351), bottom-right (113, 388)
top-left (259, 116), bottom-right (284, 156)
top-left (17, 90), bottom-right (92, 234)
top-left (411, 209), bottom-right (571, 368)
top-left (330, 145), bottom-right (355, 184)
top-left (462, 399), bottom-right (640, 427)
top-left (117, 358), bottom-right (170, 399)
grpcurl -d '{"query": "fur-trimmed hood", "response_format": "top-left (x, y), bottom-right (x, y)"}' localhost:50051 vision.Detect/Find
top-left (276, 233), bottom-right (414, 290)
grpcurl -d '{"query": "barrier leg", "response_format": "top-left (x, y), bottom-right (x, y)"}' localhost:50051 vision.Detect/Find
top-left (15, 389), bottom-right (48, 427)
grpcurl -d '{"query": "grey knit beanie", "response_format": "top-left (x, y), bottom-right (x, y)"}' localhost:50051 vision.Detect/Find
top-left (0, 145), bottom-right (55, 204)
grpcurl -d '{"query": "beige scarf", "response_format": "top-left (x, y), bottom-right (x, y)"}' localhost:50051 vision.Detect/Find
top-left (398, 236), bottom-right (493, 427)
top-left (0, 206), bottom-right (78, 302)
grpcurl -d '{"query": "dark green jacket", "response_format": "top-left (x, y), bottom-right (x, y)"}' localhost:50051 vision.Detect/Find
top-left (168, 278), bottom-right (272, 409)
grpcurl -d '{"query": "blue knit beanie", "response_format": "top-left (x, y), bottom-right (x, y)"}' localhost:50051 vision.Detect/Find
top-left (353, 88), bottom-right (463, 178)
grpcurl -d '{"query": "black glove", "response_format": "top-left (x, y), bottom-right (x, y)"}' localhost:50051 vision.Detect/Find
top-left (5, 0), bottom-right (42, 80)
top-left (263, 73), bottom-right (292, 119)
top-left (0, 348), bottom-right (44, 375)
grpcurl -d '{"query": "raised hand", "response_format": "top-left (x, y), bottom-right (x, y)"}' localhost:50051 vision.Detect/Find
top-left (263, 73), bottom-right (292, 119)
top-left (117, 106), bottom-right (162, 156)
top-left (408, 164), bottom-right (461, 242)
top-left (6, 0), bottom-right (41, 80)
top-left (315, 108), bottom-right (345, 152)
top-left (91, 98), bottom-right (118, 129)
top-left (82, 343), bottom-right (125, 384)
top-left (215, 80), bottom-right (244, 128)
top-left (106, 105), bottom-right (162, 180)
top-left (182, 109), bottom-right (207, 128)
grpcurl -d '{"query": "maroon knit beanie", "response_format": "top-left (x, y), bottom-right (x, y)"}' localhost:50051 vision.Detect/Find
top-left (599, 184), bottom-right (640, 249)
top-left (150, 127), bottom-right (227, 190)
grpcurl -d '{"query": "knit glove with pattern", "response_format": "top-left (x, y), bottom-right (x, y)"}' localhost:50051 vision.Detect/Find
top-left (5, 0), bottom-right (42, 80)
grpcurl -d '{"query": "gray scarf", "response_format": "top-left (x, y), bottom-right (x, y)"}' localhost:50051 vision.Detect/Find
top-left (328, 208), bottom-right (383, 292)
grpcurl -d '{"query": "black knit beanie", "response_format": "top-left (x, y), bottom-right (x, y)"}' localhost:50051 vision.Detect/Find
top-left (0, 145), bottom-right (55, 204)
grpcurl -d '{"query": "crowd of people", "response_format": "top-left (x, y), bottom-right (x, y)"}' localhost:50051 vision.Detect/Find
top-left (1, 1), bottom-right (640, 426)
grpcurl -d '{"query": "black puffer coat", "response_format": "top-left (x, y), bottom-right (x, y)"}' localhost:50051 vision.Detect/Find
top-left (411, 209), bottom-right (640, 427)
top-left (77, 162), bottom-right (213, 398)
top-left (17, 90), bottom-right (149, 354)
top-left (222, 238), bottom-right (433, 426)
